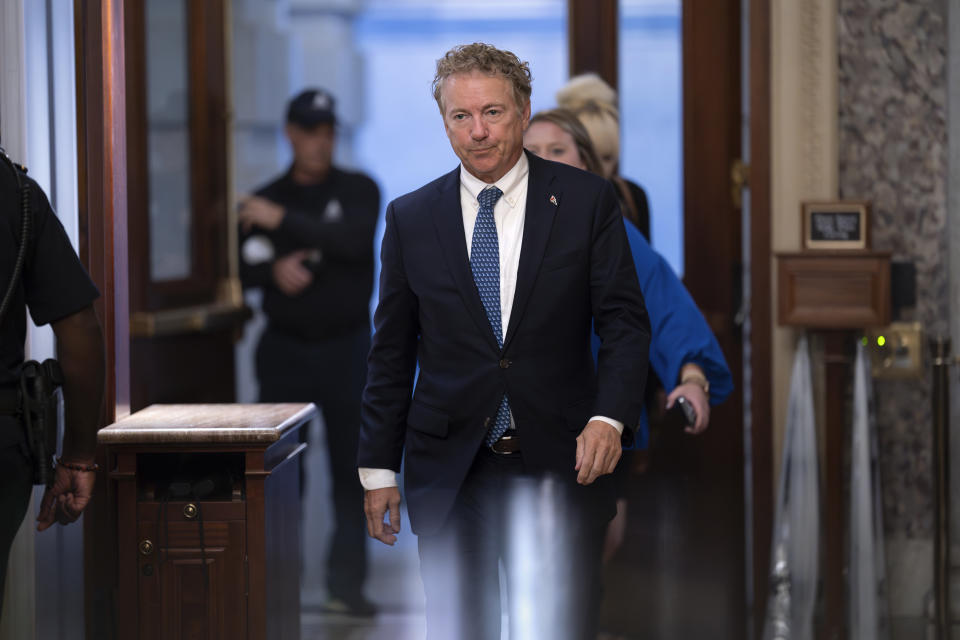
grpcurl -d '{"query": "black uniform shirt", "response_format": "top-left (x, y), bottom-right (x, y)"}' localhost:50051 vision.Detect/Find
top-left (239, 167), bottom-right (380, 342)
top-left (0, 168), bottom-right (99, 445)
top-left (0, 169), bottom-right (100, 385)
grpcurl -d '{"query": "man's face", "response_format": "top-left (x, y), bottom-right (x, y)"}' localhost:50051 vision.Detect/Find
top-left (285, 122), bottom-right (334, 180)
top-left (440, 71), bottom-right (530, 184)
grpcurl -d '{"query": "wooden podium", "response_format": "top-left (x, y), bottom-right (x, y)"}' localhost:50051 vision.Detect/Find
top-left (777, 251), bottom-right (890, 640)
top-left (99, 403), bottom-right (316, 640)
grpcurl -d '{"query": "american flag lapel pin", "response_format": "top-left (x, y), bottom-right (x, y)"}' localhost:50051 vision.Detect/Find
top-left (549, 194), bottom-right (558, 206)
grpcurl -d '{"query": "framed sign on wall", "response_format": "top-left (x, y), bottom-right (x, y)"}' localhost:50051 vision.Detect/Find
top-left (802, 201), bottom-right (870, 250)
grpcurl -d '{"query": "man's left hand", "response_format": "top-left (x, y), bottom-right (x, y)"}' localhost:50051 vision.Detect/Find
top-left (575, 420), bottom-right (622, 485)
top-left (239, 196), bottom-right (285, 232)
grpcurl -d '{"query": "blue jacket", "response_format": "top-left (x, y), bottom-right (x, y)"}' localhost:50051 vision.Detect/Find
top-left (593, 219), bottom-right (733, 447)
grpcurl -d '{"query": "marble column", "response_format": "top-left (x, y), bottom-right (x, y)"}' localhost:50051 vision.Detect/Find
top-left (838, 0), bottom-right (948, 634)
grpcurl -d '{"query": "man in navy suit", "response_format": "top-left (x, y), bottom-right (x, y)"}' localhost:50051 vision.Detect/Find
top-left (358, 43), bottom-right (650, 639)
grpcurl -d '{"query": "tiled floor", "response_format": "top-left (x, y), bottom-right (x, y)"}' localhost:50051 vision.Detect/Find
top-left (300, 524), bottom-right (428, 639)
top-left (301, 611), bottom-right (426, 640)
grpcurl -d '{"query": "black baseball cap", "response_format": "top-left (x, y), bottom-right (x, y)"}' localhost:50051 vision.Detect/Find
top-left (286, 88), bottom-right (336, 128)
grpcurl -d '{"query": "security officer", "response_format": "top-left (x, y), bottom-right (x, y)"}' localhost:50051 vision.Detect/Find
top-left (0, 149), bottom-right (105, 613)
top-left (238, 89), bottom-right (380, 616)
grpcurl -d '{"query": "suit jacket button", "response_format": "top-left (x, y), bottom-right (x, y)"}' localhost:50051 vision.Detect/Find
top-left (499, 358), bottom-right (511, 369)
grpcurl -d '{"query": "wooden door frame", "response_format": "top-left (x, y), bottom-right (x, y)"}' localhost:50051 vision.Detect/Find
top-left (568, 0), bottom-right (618, 90)
top-left (682, 2), bottom-right (746, 635)
top-left (126, 0), bottom-right (229, 313)
top-left (74, 0), bottom-right (129, 637)
top-left (748, 0), bottom-right (773, 635)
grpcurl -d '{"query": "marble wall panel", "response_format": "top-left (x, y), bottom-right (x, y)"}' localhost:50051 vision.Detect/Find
top-left (838, 0), bottom-right (947, 540)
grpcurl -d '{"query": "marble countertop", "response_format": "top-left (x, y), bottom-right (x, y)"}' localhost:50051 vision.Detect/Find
top-left (97, 403), bottom-right (317, 445)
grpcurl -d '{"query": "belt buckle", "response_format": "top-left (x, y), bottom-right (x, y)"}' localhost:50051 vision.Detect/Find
top-left (490, 434), bottom-right (519, 455)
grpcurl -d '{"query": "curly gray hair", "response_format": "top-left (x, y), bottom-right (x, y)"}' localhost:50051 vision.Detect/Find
top-left (432, 43), bottom-right (532, 114)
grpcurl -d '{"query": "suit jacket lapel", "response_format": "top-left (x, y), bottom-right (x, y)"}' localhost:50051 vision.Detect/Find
top-left (503, 153), bottom-right (559, 350)
top-left (430, 166), bottom-right (501, 353)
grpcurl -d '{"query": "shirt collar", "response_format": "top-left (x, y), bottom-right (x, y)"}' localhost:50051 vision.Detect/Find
top-left (459, 152), bottom-right (529, 209)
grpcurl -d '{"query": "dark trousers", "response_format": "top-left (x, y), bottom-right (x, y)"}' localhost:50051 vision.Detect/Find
top-left (256, 325), bottom-right (370, 600)
top-left (0, 442), bottom-right (34, 612)
top-left (417, 448), bottom-right (606, 640)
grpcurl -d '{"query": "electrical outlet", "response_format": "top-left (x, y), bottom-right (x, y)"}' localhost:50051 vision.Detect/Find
top-left (865, 322), bottom-right (924, 379)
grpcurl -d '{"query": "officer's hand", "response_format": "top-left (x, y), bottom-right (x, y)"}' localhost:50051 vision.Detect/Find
top-left (575, 420), bottom-right (622, 485)
top-left (239, 196), bottom-right (285, 231)
top-left (37, 462), bottom-right (96, 531)
top-left (272, 250), bottom-right (314, 296)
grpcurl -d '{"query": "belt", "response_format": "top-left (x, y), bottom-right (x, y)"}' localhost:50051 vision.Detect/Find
top-left (0, 387), bottom-right (20, 416)
top-left (489, 434), bottom-right (520, 455)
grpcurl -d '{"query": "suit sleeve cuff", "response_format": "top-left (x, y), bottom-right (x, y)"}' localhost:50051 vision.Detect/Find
top-left (358, 467), bottom-right (398, 490)
top-left (590, 415), bottom-right (624, 435)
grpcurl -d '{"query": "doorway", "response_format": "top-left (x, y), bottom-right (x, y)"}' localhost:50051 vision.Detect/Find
top-left (71, 0), bottom-right (770, 635)
top-left (125, 0), bottom-right (249, 411)
top-left (595, 0), bottom-right (762, 637)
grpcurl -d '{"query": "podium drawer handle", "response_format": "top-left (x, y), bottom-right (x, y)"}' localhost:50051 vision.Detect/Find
top-left (139, 539), bottom-right (154, 556)
top-left (183, 503), bottom-right (199, 520)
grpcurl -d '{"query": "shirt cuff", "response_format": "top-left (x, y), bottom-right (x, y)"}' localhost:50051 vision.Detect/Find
top-left (358, 467), bottom-right (398, 490)
top-left (590, 415), bottom-right (624, 435)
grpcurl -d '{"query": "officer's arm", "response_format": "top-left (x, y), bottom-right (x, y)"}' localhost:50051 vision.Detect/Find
top-left (51, 305), bottom-right (105, 461)
top-left (35, 305), bottom-right (105, 530)
top-left (278, 182), bottom-right (380, 264)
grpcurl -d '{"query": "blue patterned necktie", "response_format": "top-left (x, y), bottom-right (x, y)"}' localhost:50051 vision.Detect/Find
top-left (471, 186), bottom-right (511, 446)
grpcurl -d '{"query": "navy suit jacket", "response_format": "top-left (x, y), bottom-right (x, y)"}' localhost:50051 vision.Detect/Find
top-left (359, 151), bottom-right (651, 535)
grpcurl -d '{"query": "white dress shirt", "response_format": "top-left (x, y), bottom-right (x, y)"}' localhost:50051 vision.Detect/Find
top-left (359, 154), bottom-right (622, 491)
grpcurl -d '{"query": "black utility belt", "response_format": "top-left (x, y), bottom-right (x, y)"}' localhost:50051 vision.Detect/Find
top-left (8, 360), bottom-right (63, 486)
top-left (0, 386), bottom-right (19, 416)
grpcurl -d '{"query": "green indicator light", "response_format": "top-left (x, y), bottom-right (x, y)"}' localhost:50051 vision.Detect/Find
top-left (861, 336), bottom-right (868, 346)
top-left (877, 335), bottom-right (886, 347)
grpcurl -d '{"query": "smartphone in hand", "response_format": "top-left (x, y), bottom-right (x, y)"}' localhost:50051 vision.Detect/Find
top-left (675, 396), bottom-right (697, 427)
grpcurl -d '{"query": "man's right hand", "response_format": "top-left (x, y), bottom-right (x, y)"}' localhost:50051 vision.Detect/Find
top-left (364, 487), bottom-right (402, 546)
top-left (272, 249), bottom-right (314, 296)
